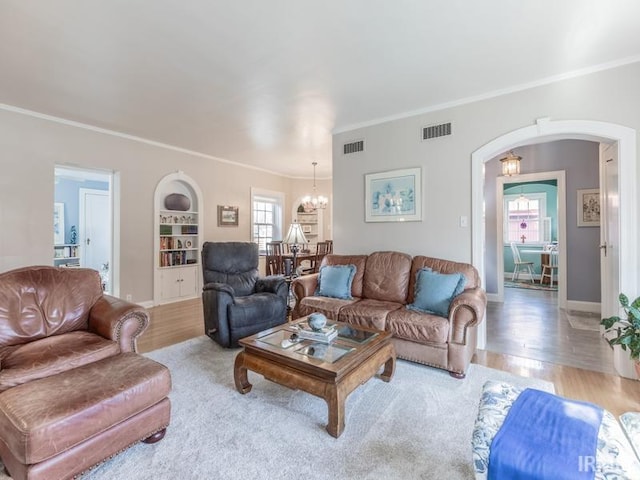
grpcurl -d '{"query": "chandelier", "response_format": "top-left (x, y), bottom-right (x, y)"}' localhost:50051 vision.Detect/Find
top-left (301, 162), bottom-right (328, 211)
top-left (500, 151), bottom-right (522, 176)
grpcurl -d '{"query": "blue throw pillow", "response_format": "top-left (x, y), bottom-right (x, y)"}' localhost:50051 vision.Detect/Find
top-left (407, 268), bottom-right (466, 317)
top-left (315, 264), bottom-right (356, 299)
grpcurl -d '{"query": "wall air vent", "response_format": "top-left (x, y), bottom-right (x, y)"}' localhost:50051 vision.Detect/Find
top-left (343, 139), bottom-right (364, 155)
top-left (422, 122), bottom-right (452, 140)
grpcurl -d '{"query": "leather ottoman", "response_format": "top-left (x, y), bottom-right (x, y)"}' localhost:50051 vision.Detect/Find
top-left (0, 353), bottom-right (171, 480)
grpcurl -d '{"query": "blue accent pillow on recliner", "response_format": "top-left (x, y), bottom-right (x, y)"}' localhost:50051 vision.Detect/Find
top-left (315, 264), bottom-right (356, 299)
top-left (407, 268), bottom-right (466, 317)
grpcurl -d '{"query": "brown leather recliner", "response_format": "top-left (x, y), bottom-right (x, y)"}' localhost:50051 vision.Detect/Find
top-left (0, 266), bottom-right (171, 480)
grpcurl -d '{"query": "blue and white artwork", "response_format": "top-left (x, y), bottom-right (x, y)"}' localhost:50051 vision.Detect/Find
top-left (365, 168), bottom-right (422, 222)
top-left (53, 202), bottom-right (65, 244)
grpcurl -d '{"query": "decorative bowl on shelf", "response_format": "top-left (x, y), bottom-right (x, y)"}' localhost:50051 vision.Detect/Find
top-left (164, 193), bottom-right (191, 211)
top-left (308, 312), bottom-right (327, 331)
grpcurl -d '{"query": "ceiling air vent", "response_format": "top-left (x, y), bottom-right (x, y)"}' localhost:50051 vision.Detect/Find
top-left (422, 122), bottom-right (452, 140)
top-left (343, 139), bottom-right (364, 155)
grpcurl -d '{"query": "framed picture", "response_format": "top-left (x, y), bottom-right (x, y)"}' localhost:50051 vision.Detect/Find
top-left (53, 202), bottom-right (65, 244)
top-left (577, 188), bottom-right (600, 227)
top-left (365, 167), bottom-right (421, 222)
top-left (217, 205), bottom-right (239, 226)
top-left (302, 225), bottom-right (312, 234)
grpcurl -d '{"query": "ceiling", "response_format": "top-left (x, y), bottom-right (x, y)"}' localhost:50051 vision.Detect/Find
top-left (2, 1), bottom-right (640, 178)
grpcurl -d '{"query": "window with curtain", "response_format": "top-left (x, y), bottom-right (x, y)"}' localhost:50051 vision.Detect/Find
top-left (251, 189), bottom-right (284, 254)
top-left (503, 193), bottom-right (547, 244)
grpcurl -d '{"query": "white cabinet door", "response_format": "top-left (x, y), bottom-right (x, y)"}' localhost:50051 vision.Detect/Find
top-left (160, 266), bottom-right (198, 301)
top-left (160, 269), bottom-right (182, 300)
top-left (179, 266), bottom-right (198, 298)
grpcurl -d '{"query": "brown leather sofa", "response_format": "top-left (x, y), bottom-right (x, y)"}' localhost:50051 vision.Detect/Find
top-left (0, 266), bottom-right (171, 480)
top-left (291, 251), bottom-right (487, 378)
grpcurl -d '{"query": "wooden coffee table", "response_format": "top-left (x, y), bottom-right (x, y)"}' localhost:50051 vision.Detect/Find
top-left (234, 317), bottom-right (396, 438)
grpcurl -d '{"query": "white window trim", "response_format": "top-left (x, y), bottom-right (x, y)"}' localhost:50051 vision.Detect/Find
top-left (250, 187), bottom-right (284, 252)
top-left (503, 192), bottom-right (547, 245)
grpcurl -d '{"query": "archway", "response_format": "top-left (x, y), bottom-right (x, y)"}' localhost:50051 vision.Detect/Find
top-left (471, 118), bottom-right (638, 377)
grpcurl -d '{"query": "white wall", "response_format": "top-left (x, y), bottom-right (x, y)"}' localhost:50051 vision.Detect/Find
top-left (0, 109), bottom-right (332, 302)
top-left (332, 62), bottom-right (640, 281)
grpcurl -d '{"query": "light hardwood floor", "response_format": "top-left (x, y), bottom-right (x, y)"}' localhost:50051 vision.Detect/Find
top-left (140, 295), bottom-right (640, 417)
top-left (486, 287), bottom-right (615, 374)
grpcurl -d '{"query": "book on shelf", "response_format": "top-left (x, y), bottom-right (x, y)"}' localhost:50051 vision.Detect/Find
top-left (297, 324), bottom-right (338, 343)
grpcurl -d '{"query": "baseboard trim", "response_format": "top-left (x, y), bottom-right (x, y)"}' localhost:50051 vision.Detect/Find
top-left (565, 300), bottom-right (601, 313)
top-left (504, 272), bottom-right (542, 281)
top-left (138, 300), bottom-right (155, 309)
top-left (486, 293), bottom-right (500, 303)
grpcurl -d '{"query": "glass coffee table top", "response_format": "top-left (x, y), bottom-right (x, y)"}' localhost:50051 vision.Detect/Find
top-left (294, 342), bottom-right (354, 363)
top-left (254, 319), bottom-right (380, 364)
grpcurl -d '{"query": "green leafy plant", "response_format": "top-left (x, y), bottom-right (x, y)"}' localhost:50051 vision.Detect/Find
top-left (601, 293), bottom-right (640, 361)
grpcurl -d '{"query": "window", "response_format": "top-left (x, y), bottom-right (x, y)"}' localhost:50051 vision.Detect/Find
top-left (251, 188), bottom-right (284, 254)
top-left (503, 193), bottom-right (547, 244)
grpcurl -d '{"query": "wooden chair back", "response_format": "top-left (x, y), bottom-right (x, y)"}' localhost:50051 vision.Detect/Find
top-left (266, 241), bottom-right (285, 275)
top-left (326, 240), bottom-right (333, 253)
top-left (312, 241), bottom-right (330, 273)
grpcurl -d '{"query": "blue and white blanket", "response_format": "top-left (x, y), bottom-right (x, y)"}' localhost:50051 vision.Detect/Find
top-left (472, 381), bottom-right (640, 480)
top-left (488, 388), bottom-right (602, 479)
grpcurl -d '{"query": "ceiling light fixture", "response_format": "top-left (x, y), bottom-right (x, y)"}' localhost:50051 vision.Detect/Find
top-left (301, 162), bottom-right (328, 211)
top-left (500, 151), bottom-right (522, 176)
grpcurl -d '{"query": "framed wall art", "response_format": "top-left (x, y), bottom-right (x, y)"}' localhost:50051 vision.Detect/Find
top-left (53, 202), bottom-right (65, 244)
top-left (217, 205), bottom-right (239, 226)
top-left (577, 188), bottom-right (600, 227)
top-left (365, 167), bottom-right (421, 222)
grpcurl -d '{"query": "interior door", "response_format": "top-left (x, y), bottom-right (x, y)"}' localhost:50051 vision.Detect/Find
top-left (80, 188), bottom-right (110, 288)
top-left (599, 142), bottom-right (619, 319)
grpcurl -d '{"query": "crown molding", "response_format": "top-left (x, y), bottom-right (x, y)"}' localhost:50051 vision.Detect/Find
top-left (0, 103), bottom-right (302, 178)
top-left (333, 54), bottom-right (640, 135)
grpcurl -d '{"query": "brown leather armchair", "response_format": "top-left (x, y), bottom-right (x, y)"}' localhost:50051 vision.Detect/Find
top-left (0, 266), bottom-right (171, 480)
top-left (0, 265), bottom-right (148, 391)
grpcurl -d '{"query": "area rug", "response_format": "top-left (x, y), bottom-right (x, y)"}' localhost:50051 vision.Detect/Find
top-left (504, 280), bottom-right (557, 292)
top-left (0, 337), bottom-right (553, 480)
top-left (566, 310), bottom-right (602, 332)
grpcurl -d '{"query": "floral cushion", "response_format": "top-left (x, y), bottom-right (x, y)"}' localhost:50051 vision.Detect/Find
top-left (620, 412), bottom-right (640, 461)
top-left (472, 381), bottom-right (640, 480)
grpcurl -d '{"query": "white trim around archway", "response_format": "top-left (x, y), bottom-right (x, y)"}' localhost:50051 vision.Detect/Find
top-left (471, 119), bottom-right (638, 363)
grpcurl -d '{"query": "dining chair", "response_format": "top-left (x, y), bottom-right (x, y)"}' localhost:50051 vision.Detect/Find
top-left (265, 241), bottom-right (285, 275)
top-left (326, 239), bottom-right (334, 253)
top-left (540, 245), bottom-right (559, 286)
top-left (509, 242), bottom-right (535, 283)
top-left (301, 241), bottom-right (330, 275)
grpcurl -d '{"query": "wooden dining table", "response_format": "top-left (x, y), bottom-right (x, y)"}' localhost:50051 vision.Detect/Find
top-left (282, 251), bottom-right (316, 270)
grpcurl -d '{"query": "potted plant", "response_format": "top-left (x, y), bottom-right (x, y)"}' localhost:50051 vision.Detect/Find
top-left (601, 293), bottom-right (640, 378)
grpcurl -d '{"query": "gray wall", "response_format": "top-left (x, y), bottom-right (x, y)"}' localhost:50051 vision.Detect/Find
top-left (332, 62), bottom-right (640, 297)
top-left (484, 140), bottom-right (600, 301)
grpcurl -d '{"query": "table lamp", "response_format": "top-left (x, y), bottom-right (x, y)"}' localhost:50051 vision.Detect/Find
top-left (283, 221), bottom-right (308, 277)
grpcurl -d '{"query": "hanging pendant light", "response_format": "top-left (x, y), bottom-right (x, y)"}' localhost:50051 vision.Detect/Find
top-left (500, 151), bottom-right (522, 176)
top-left (301, 162), bottom-right (328, 211)
top-left (516, 192), bottom-right (530, 211)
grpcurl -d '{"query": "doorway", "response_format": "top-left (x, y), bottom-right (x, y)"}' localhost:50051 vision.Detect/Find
top-left (79, 188), bottom-right (110, 290)
top-left (471, 119), bottom-right (638, 378)
top-left (54, 166), bottom-right (116, 294)
top-left (494, 169), bottom-right (566, 306)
